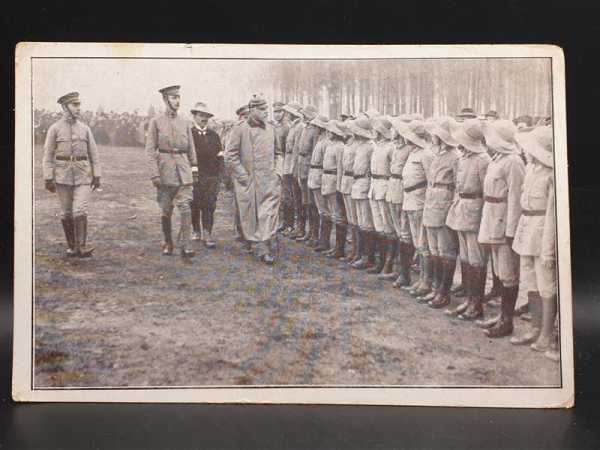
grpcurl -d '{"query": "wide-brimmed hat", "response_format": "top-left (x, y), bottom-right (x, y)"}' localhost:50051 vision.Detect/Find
top-left (327, 120), bottom-right (349, 138)
top-left (457, 107), bottom-right (478, 119)
top-left (190, 102), bottom-right (214, 117)
top-left (427, 117), bottom-right (459, 147)
top-left (513, 114), bottom-right (534, 131)
top-left (372, 117), bottom-right (395, 140)
top-left (515, 126), bottom-right (554, 168)
top-left (310, 115), bottom-right (330, 130)
top-left (340, 111), bottom-right (355, 120)
top-left (272, 101), bottom-right (285, 112)
top-left (348, 117), bottom-right (377, 139)
top-left (236, 105), bottom-right (249, 117)
top-left (482, 119), bottom-right (519, 154)
top-left (390, 118), bottom-right (429, 149)
top-left (452, 119), bottom-right (486, 153)
top-left (302, 105), bottom-right (318, 121)
top-left (283, 102), bottom-right (302, 117)
top-left (249, 93), bottom-right (268, 109)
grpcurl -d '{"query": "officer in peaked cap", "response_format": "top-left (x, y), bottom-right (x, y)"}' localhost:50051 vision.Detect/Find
top-left (145, 85), bottom-right (198, 258)
top-left (42, 91), bottom-right (102, 257)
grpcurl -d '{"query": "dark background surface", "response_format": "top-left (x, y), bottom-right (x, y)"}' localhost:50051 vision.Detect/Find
top-left (1, 0), bottom-right (599, 448)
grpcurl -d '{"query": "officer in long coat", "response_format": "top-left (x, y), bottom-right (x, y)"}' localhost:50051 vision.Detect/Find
top-left (478, 119), bottom-right (526, 338)
top-left (512, 126), bottom-right (557, 360)
top-left (42, 92), bottom-right (102, 257)
top-left (224, 94), bottom-right (282, 265)
top-left (421, 117), bottom-right (460, 309)
top-left (145, 85), bottom-right (198, 258)
top-left (446, 119), bottom-right (491, 320)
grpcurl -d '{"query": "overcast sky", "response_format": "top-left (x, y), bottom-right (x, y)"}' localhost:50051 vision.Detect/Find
top-left (33, 59), bottom-right (277, 118)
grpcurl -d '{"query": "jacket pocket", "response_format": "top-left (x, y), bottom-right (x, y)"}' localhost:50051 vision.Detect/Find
top-left (487, 203), bottom-right (508, 239)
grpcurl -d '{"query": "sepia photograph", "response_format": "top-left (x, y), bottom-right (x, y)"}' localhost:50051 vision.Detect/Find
top-left (13, 43), bottom-right (573, 406)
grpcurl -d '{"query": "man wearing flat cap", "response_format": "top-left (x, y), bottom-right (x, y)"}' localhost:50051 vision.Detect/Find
top-left (225, 94), bottom-right (282, 265)
top-left (190, 102), bottom-right (223, 248)
top-left (145, 85), bottom-right (198, 258)
top-left (42, 92), bottom-right (102, 257)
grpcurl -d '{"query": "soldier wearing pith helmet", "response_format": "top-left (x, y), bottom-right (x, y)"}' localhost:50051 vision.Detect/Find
top-left (145, 85), bottom-right (198, 258)
top-left (42, 91), bottom-right (102, 257)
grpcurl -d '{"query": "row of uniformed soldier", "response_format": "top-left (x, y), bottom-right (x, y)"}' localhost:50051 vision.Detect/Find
top-left (272, 103), bottom-right (558, 363)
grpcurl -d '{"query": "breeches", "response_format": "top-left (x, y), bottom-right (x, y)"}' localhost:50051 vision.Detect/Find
top-left (343, 194), bottom-right (356, 226)
top-left (427, 225), bottom-right (458, 259)
top-left (457, 231), bottom-right (486, 267)
top-left (312, 189), bottom-right (331, 219)
top-left (370, 199), bottom-right (394, 235)
top-left (488, 243), bottom-right (520, 287)
top-left (157, 185), bottom-right (193, 216)
top-left (326, 192), bottom-right (346, 224)
top-left (298, 177), bottom-right (312, 205)
top-left (520, 255), bottom-right (557, 298)
top-left (406, 209), bottom-right (429, 255)
top-left (355, 198), bottom-right (374, 231)
top-left (56, 183), bottom-right (91, 218)
top-left (389, 203), bottom-right (412, 243)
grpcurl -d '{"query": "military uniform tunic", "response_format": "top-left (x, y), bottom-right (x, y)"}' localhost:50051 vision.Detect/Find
top-left (512, 163), bottom-right (556, 298)
top-left (369, 140), bottom-right (394, 234)
top-left (402, 146), bottom-right (433, 252)
top-left (351, 140), bottom-right (375, 230)
top-left (340, 141), bottom-right (358, 226)
top-left (386, 142), bottom-right (413, 242)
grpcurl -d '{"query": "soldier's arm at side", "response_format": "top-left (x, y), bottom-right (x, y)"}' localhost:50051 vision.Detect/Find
top-left (145, 118), bottom-right (160, 180)
top-left (87, 126), bottom-right (102, 178)
top-left (224, 125), bottom-right (249, 183)
top-left (541, 177), bottom-right (556, 262)
top-left (421, 149), bottom-right (434, 181)
top-left (42, 124), bottom-right (57, 181)
top-left (274, 129), bottom-right (284, 177)
top-left (187, 123), bottom-right (198, 168)
top-left (504, 157), bottom-right (525, 238)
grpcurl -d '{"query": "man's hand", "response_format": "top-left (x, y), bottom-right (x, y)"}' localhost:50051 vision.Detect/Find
top-left (151, 177), bottom-right (162, 188)
top-left (45, 179), bottom-right (56, 193)
top-left (91, 176), bottom-right (101, 191)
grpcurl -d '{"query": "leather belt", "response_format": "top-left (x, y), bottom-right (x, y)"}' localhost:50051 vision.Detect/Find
top-left (310, 164), bottom-right (322, 169)
top-left (323, 169), bottom-right (337, 175)
top-left (159, 148), bottom-right (187, 154)
top-left (522, 209), bottom-right (546, 216)
top-left (344, 171), bottom-right (354, 177)
top-left (390, 174), bottom-right (403, 179)
top-left (56, 155), bottom-right (87, 161)
top-left (371, 174), bottom-right (389, 180)
top-left (459, 192), bottom-right (483, 199)
top-left (353, 174), bottom-right (367, 179)
top-left (484, 196), bottom-right (507, 203)
top-left (432, 182), bottom-right (455, 190)
top-left (404, 180), bottom-right (427, 193)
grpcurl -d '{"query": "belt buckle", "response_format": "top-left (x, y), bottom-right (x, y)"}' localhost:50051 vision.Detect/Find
top-left (69, 155), bottom-right (76, 162)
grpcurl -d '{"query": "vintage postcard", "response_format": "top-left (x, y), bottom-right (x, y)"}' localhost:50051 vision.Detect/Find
top-left (13, 43), bottom-right (573, 407)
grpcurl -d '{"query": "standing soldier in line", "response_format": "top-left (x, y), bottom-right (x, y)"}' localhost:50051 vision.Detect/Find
top-left (224, 94), bottom-right (282, 265)
top-left (294, 105), bottom-right (320, 243)
top-left (445, 119), bottom-right (491, 320)
top-left (511, 126), bottom-right (557, 357)
top-left (43, 92), bottom-right (102, 257)
top-left (189, 102), bottom-right (222, 248)
top-left (388, 117), bottom-right (414, 288)
top-left (419, 117), bottom-right (460, 309)
top-left (307, 115), bottom-right (332, 251)
top-left (477, 119), bottom-right (525, 338)
top-left (367, 117), bottom-right (398, 279)
top-left (281, 102), bottom-right (303, 236)
top-left (271, 101), bottom-right (291, 234)
top-left (338, 121), bottom-right (360, 264)
top-left (145, 85), bottom-right (198, 258)
top-left (396, 120), bottom-right (434, 298)
top-left (229, 105), bottom-right (251, 249)
top-left (321, 120), bottom-right (349, 259)
top-left (349, 118), bottom-right (377, 270)
top-left (286, 104), bottom-right (307, 240)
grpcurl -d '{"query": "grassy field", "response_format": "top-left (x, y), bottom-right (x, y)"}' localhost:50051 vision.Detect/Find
top-left (33, 145), bottom-right (560, 387)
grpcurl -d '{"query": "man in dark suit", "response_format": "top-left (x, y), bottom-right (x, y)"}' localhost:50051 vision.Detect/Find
top-left (190, 102), bottom-right (223, 248)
